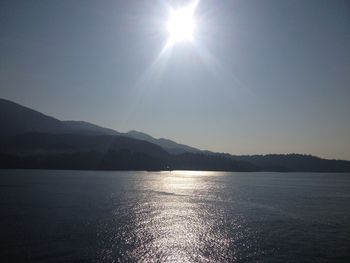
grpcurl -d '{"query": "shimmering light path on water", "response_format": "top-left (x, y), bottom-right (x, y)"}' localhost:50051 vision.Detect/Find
top-left (1, 170), bottom-right (350, 262)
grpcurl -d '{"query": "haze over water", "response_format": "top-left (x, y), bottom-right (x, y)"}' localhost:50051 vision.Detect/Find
top-left (1, 170), bottom-right (349, 262)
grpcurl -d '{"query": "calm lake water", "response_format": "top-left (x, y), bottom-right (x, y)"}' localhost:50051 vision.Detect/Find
top-left (1, 170), bottom-right (349, 262)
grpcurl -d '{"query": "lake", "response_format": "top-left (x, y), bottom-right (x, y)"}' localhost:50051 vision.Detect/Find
top-left (1, 170), bottom-right (349, 262)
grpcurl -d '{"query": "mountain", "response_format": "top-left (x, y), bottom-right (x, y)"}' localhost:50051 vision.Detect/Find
top-left (126, 130), bottom-right (200, 154)
top-left (63, 121), bottom-right (121, 136)
top-left (0, 133), bottom-right (258, 171)
top-left (0, 98), bottom-right (66, 136)
top-left (0, 97), bottom-right (349, 172)
top-left (0, 98), bottom-right (196, 153)
top-left (0, 98), bottom-right (119, 136)
top-left (0, 133), bottom-right (168, 158)
top-left (0, 98), bottom-right (257, 171)
top-left (231, 154), bottom-right (350, 173)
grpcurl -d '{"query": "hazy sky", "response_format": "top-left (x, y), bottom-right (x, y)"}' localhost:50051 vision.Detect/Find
top-left (1, 0), bottom-right (349, 160)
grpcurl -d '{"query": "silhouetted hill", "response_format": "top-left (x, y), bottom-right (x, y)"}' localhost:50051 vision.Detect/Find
top-left (0, 133), bottom-right (168, 159)
top-left (126, 130), bottom-right (200, 154)
top-left (63, 121), bottom-right (121, 136)
top-left (0, 98), bottom-right (66, 135)
top-left (170, 153), bottom-right (259, 172)
top-left (1, 97), bottom-right (349, 172)
top-left (0, 98), bottom-right (118, 136)
top-left (0, 150), bottom-right (260, 171)
top-left (230, 154), bottom-right (350, 172)
top-left (0, 98), bottom-right (198, 153)
top-left (0, 133), bottom-right (258, 171)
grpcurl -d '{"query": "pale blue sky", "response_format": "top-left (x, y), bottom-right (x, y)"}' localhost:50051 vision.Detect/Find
top-left (1, 0), bottom-right (349, 159)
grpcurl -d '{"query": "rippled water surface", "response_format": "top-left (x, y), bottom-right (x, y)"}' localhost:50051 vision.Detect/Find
top-left (1, 170), bottom-right (350, 262)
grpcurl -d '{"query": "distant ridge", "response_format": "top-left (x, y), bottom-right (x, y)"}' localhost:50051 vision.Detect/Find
top-left (126, 130), bottom-right (200, 154)
top-left (230, 154), bottom-right (350, 173)
top-left (0, 98), bottom-right (120, 136)
top-left (0, 97), bottom-right (349, 172)
top-left (0, 98), bottom-right (198, 154)
top-left (63, 121), bottom-right (121, 136)
top-left (0, 98), bottom-right (66, 135)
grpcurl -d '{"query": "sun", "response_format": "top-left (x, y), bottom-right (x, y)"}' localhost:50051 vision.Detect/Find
top-left (166, 1), bottom-right (198, 46)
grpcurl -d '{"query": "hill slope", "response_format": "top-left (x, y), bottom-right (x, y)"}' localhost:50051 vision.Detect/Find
top-left (1, 97), bottom-right (349, 172)
top-left (0, 98), bottom-right (66, 135)
top-left (0, 98), bottom-right (197, 153)
top-left (126, 130), bottom-right (200, 154)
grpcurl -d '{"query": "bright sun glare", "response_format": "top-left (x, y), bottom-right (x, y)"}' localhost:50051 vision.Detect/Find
top-left (166, 1), bottom-right (198, 46)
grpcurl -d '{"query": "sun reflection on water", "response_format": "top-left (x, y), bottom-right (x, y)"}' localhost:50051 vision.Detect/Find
top-left (126, 171), bottom-right (234, 262)
top-left (133, 171), bottom-right (208, 262)
top-left (102, 171), bottom-right (260, 262)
